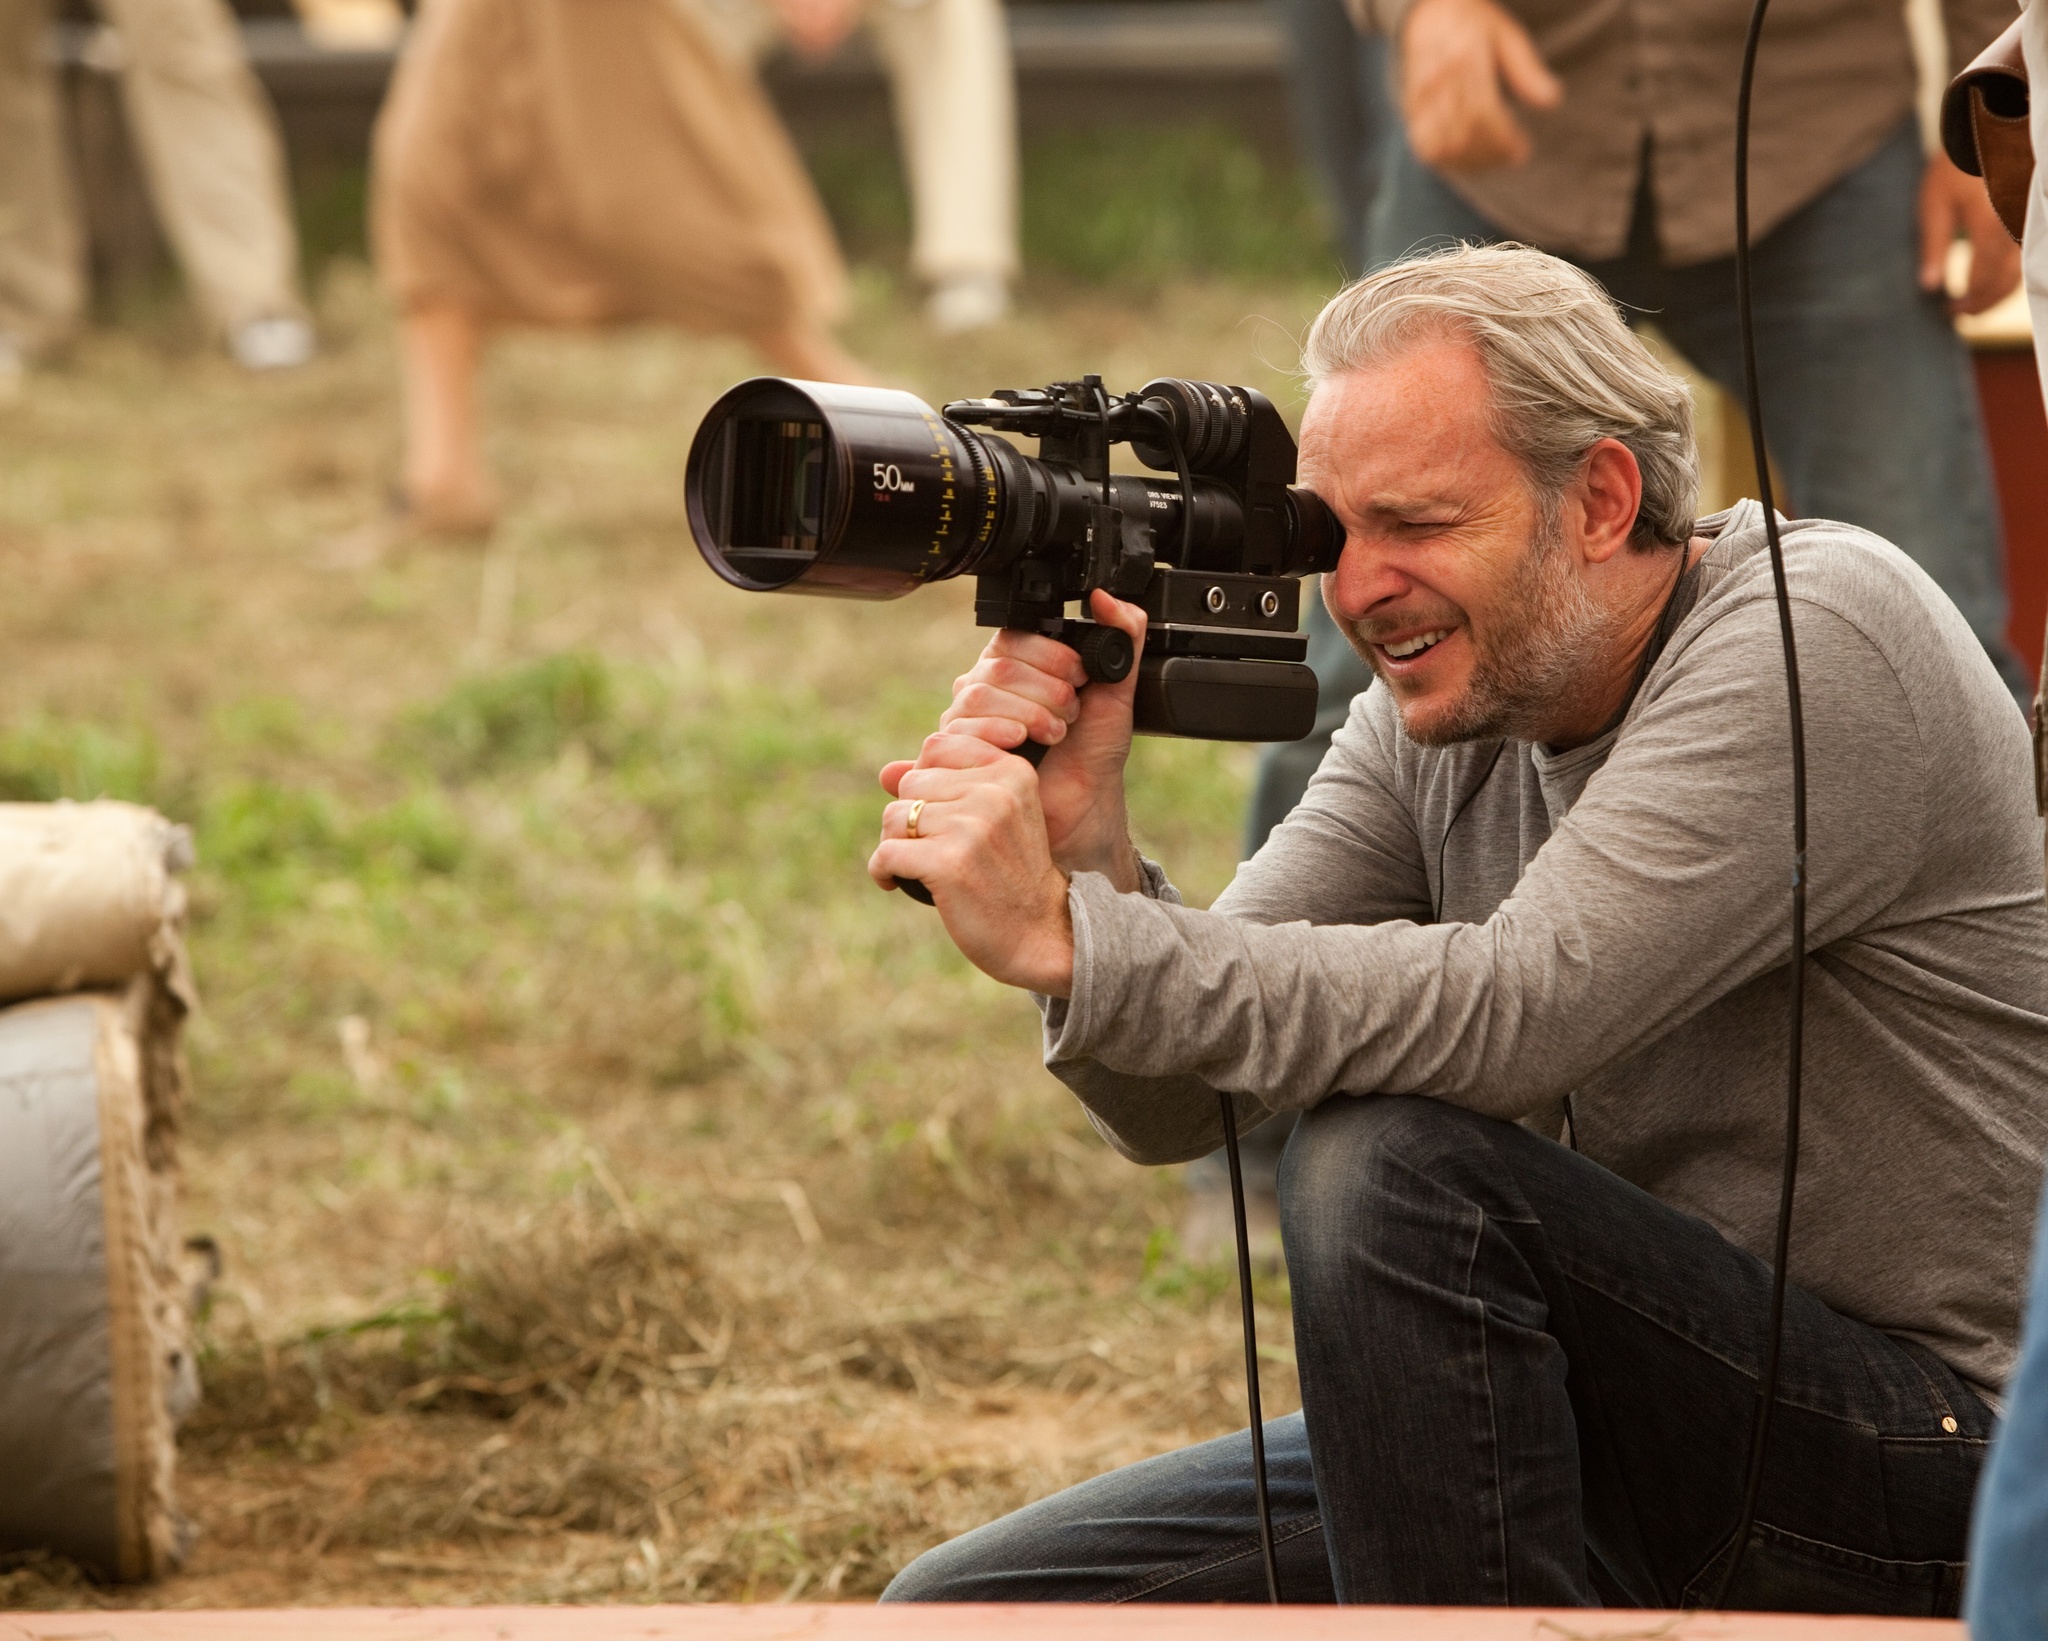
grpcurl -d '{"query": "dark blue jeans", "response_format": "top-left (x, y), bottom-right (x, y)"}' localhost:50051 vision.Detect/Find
top-left (885, 1097), bottom-right (1993, 1611)
top-left (1279, 0), bottom-right (1391, 276)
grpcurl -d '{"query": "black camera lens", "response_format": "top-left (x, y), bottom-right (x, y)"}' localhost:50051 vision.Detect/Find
top-left (688, 377), bottom-right (1001, 600)
top-left (688, 374), bottom-right (1344, 606)
top-left (705, 415), bottom-right (827, 586)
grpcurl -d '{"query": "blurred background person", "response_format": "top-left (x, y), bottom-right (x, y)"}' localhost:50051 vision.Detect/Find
top-left (695, 0), bottom-right (1020, 334)
top-left (292, 0), bottom-right (404, 47)
top-left (1187, 0), bottom-right (2027, 1262)
top-left (0, 0), bottom-right (315, 383)
top-left (368, 0), bottom-right (865, 542)
top-left (865, 0), bottom-right (1019, 332)
top-left (1282, 0), bottom-right (1391, 278)
top-left (1356, 0), bottom-right (2023, 704)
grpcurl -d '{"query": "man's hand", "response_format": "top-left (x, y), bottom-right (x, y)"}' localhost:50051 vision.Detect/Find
top-left (869, 735), bottom-right (1077, 995)
top-left (883, 589), bottom-right (1148, 889)
top-left (770, 0), bottom-right (859, 59)
top-left (866, 590), bottom-right (1150, 994)
top-left (1399, 0), bottom-right (1561, 173)
top-left (1920, 148), bottom-right (2023, 317)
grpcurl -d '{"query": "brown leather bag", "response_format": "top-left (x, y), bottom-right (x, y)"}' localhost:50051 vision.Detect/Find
top-left (1942, 16), bottom-right (2032, 245)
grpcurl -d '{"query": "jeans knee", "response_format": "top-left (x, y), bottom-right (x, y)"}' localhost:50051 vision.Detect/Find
top-left (880, 1530), bottom-right (1000, 1602)
top-left (1278, 1096), bottom-right (1500, 1285)
top-left (879, 1544), bottom-right (952, 1602)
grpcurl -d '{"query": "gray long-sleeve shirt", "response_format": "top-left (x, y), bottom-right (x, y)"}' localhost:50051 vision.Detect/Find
top-left (1045, 503), bottom-right (2048, 1396)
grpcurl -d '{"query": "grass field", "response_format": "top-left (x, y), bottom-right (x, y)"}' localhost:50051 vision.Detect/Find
top-left (0, 230), bottom-right (1344, 1608)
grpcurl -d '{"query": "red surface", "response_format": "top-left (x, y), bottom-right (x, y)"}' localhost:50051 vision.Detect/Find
top-left (1976, 348), bottom-right (2048, 680)
top-left (0, 1607), bottom-right (1965, 1640)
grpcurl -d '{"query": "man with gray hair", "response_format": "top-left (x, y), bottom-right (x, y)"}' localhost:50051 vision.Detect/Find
top-left (872, 243), bottom-right (2048, 1611)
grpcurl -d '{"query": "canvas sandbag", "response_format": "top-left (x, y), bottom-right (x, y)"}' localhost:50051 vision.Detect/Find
top-left (0, 801), bottom-right (196, 1008)
top-left (0, 801), bottom-right (197, 1582)
top-left (0, 987), bottom-right (194, 1581)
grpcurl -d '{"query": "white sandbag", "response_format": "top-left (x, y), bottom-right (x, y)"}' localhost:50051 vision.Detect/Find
top-left (0, 986), bottom-right (193, 1581)
top-left (0, 801), bottom-right (195, 1006)
top-left (0, 798), bottom-right (196, 1581)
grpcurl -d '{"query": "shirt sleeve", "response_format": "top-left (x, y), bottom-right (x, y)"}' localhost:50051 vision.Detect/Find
top-left (1045, 597), bottom-right (1929, 1163)
top-left (1212, 683), bottom-right (1437, 930)
top-left (1043, 683), bottom-right (1439, 1164)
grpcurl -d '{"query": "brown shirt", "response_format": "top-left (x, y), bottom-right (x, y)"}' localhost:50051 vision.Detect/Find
top-left (1367, 0), bottom-right (2012, 265)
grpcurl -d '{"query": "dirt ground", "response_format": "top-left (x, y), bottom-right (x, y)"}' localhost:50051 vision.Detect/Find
top-left (0, 264), bottom-right (1329, 1610)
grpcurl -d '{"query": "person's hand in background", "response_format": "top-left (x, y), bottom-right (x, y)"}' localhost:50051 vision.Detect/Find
top-left (1399, 0), bottom-right (1561, 172)
top-left (770, 0), bottom-right (861, 60)
top-left (1921, 147), bottom-right (2023, 316)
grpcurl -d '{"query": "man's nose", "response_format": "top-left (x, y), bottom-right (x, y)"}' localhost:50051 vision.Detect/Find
top-left (1323, 532), bottom-right (1409, 622)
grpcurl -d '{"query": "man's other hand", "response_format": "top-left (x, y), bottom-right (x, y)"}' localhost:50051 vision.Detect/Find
top-left (881, 589), bottom-right (1147, 890)
top-left (1920, 148), bottom-right (2023, 317)
top-left (869, 735), bottom-right (1077, 995)
top-left (1400, 0), bottom-right (1562, 173)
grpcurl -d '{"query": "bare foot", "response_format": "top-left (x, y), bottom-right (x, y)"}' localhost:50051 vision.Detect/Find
top-left (314, 483), bottom-right (498, 570)
top-left (404, 478), bottom-right (499, 538)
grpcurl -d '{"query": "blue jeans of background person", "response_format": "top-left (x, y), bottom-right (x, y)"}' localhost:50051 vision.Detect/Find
top-left (1279, 0), bottom-right (1390, 277)
top-left (887, 1097), bottom-right (1991, 1609)
top-left (1365, 119), bottom-right (2026, 701)
top-left (1966, 1184), bottom-right (2048, 1637)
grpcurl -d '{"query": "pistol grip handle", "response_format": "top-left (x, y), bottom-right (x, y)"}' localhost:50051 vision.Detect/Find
top-left (894, 737), bottom-right (1051, 905)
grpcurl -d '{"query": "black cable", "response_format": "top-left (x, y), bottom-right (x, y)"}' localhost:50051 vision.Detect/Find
top-left (1166, 415), bottom-right (1197, 568)
top-left (1220, 1089), bottom-right (1283, 1603)
top-left (1065, 393), bottom-right (1274, 1596)
top-left (1090, 380), bottom-right (1115, 506)
top-left (1124, 400), bottom-right (1199, 569)
top-left (1713, 0), bottom-right (1807, 1605)
top-left (1158, 388), bottom-right (1276, 1602)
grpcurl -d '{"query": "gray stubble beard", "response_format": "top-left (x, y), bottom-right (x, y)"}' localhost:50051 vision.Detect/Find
top-left (1340, 510), bottom-right (1628, 748)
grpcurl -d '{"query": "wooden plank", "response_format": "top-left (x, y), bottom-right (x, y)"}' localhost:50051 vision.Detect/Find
top-left (0, 1607), bottom-right (1966, 1641)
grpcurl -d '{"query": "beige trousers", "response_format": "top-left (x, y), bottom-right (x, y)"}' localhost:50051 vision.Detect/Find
top-left (687, 0), bottom-right (1018, 285)
top-left (864, 0), bottom-right (1018, 284)
top-left (0, 0), bottom-right (305, 350)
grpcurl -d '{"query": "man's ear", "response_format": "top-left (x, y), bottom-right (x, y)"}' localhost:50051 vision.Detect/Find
top-left (1572, 438), bottom-right (1644, 564)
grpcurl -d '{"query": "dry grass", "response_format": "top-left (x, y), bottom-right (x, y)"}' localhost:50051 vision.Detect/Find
top-left (0, 259), bottom-right (1333, 1609)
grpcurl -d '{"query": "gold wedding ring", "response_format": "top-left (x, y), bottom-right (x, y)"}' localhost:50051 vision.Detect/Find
top-left (906, 798), bottom-right (926, 839)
